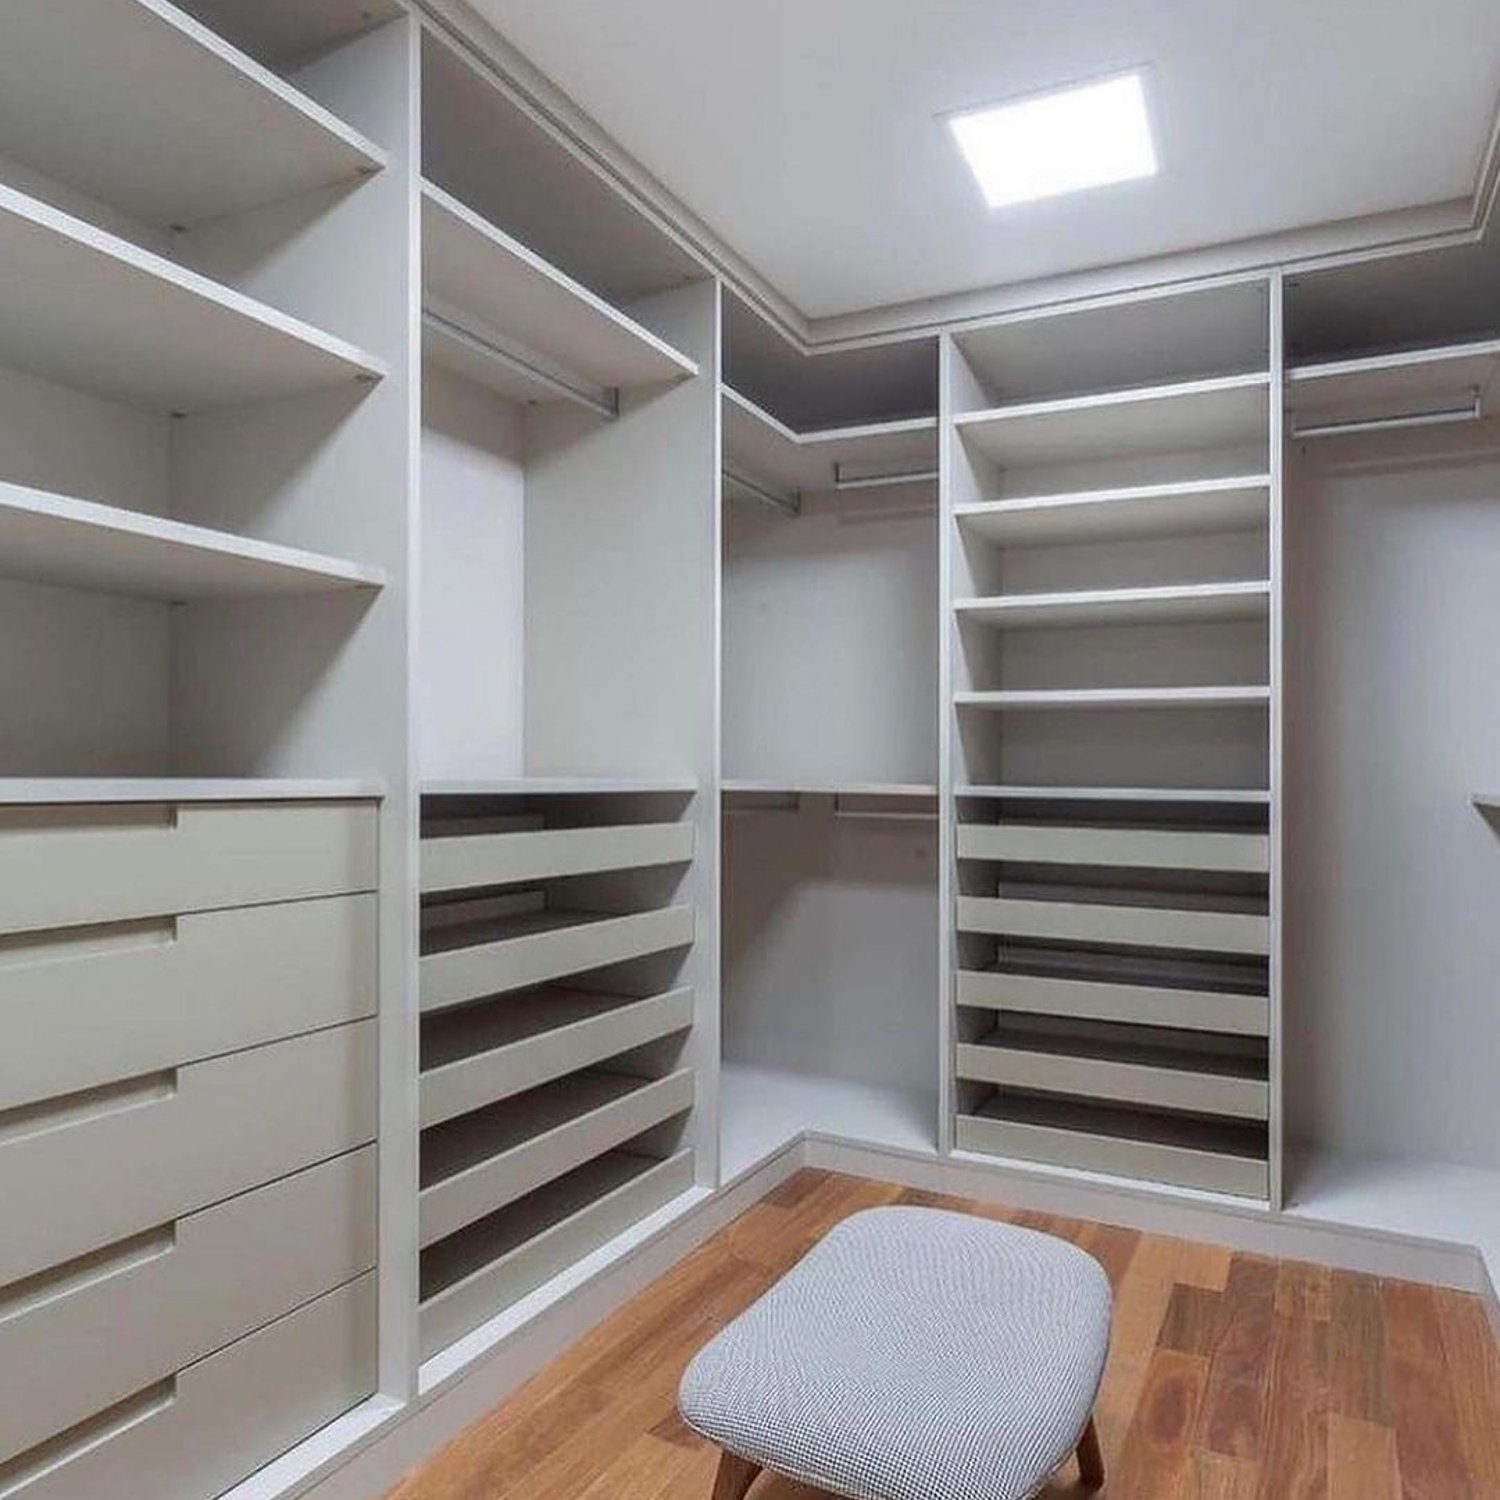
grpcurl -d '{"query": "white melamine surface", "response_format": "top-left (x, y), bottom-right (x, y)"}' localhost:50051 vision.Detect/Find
top-left (0, 182), bottom-right (386, 413)
top-left (0, 778), bottom-right (382, 803)
top-left (0, 0), bottom-right (385, 232)
top-left (954, 581), bottom-right (1270, 630)
top-left (956, 686), bottom-right (1272, 711)
top-left (423, 182), bottom-right (698, 392)
top-left (0, 480), bottom-right (384, 600)
top-left (1286, 335), bottom-right (1500, 429)
top-left (722, 386), bottom-right (937, 494)
top-left (956, 374), bottom-right (1271, 470)
top-left (423, 778), bottom-right (698, 797)
top-left (957, 785), bottom-right (1272, 803)
top-left (175, 0), bottom-right (404, 63)
top-left (720, 1063), bottom-right (935, 1178)
top-left (723, 779), bottom-right (938, 798)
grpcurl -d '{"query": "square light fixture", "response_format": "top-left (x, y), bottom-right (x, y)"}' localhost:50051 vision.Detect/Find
top-left (948, 71), bottom-right (1158, 209)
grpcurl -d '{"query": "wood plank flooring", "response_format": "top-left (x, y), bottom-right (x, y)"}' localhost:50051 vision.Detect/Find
top-left (385, 1170), bottom-right (1500, 1500)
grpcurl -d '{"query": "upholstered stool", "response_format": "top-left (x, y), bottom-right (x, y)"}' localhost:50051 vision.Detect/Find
top-left (678, 1206), bottom-right (1112, 1500)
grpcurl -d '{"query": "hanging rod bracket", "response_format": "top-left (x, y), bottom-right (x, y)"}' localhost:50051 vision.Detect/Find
top-left (723, 469), bottom-right (801, 517)
top-left (1290, 393), bottom-right (1482, 441)
top-left (832, 462), bottom-right (941, 491)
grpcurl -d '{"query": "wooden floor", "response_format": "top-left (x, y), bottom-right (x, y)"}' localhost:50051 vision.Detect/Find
top-left (386, 1170), bottom-right (1500, 1500)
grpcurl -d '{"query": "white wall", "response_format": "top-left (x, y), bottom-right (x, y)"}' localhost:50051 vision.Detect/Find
top-left (1284, 430), bottom-right (1500, 1171)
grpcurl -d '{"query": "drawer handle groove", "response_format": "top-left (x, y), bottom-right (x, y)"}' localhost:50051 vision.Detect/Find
top-left (0, 1071), bottom-right (176, 1148)
top-left (0, 1224), bottom-right (176, 1326)
top-left (0, 1378), bottom-right (176, 1495)
top-left (0, 917), bottom-right (177, 971)
top-left (0, 804), bottom-right (177, 837)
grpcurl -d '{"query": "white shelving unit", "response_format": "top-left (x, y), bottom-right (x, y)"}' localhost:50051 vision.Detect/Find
top-left (953, 581), bottom-right (1270, 630)
top-left (0, 0), bottom-right (386, 233)
top-left (955, 686), bottom-right (1272, 711)
top-left (0, 181), bottom-right (386, 413)
top-left (0, 481), bottom-right (385, 600)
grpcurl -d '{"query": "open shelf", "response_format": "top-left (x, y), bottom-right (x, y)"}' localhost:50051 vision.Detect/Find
top-left (0, 480), bottom-right (385, 601)
top-left (954, 581), bottom-right (1270, 631)
top-left (420, 985), bottom-right (694, 1128)
top-left (422, 181), bottom-right (698, 401)
top-left (0, 0), bottom-right (385, 233)
top-left (421, 822), bottom-right (693, 896)
top-left (423, 778), bottom-right (698, 799)
top-left (953, 476), bottom-right (1270, 545)
top-left (418, 1067), bottom-right (693, 1248)
top-left (1287, 335), bottom-right (1500, 435)
top-left (955, 686), bottom-right (1271, 712)
top-left (0, 181), bottom-right (386, 413)
top-left (954, 373), bottom-right (1270, 470)
top-left (721, 779), bottom-right (938, 798)
top-left (721, 386), bottom-right (938, 497)
top-left (720, 1062), bottom-right (935, 1178)
top-left (957, 785), bottom-right (1271, 804)
top-left (956, 893), bottom-right (1270, 955)
top-left (956, 1091), bottom-right (1268, 1199)
top-left (957, 819), bottom-right (1269, 873)
top-left (174, 0), bottom-right (404, 66)
top-left (0, 778), bottom-right (384, 804)
top-left (418, 1147), bottom-right (694, 1360)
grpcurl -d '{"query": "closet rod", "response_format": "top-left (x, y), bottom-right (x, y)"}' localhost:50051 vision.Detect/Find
top-left (1290, 395), bottom-right (1481, 441)
top-left (422, 309), bottom-right (620, 420)
top-left (832, 463), bottom-right (940, 491)
top-left (723, 469), bottom-right (801, 517)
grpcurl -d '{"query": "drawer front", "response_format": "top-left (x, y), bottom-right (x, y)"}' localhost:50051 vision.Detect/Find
top-left (422, 822), bottom-right (694, 895)
top-left (956, 823), bottom-right (1269, 873)
top-left (1, 1273), bottom-right (376, 1500)
top-left (0, 801), bottom-right (377, 937)
top-left (0, 894), bottom-right (377, 1112)
top-left (955, 968), bottom-right (1269, 1036)
top-left (0, 1021), bottom-right (376, 1288)
top-left (955, 1044), bottom-right (1270, 1120)
top-left (420, 987), bottom-right (696, 1129)
top-left (956, 896), bottom-right (1270, 955)
top-left (956, 1113), bottom-right (1268, 1198)
top-left (420, 1069), bottom-right (695, 1248)
top-left (0, 1147), bottom-right (375, 1464)
top-left (419, 1150), bottom-right (695, 1360)
top-left (423, 906), bottom-right (695, 1011)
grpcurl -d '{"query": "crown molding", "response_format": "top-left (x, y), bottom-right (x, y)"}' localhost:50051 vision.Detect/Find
top-left (415, 0), bottom-right (1500, 353)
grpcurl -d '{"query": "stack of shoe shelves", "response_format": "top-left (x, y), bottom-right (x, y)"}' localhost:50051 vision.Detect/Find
top-left (943, 278), bottom-right (1282, 1203)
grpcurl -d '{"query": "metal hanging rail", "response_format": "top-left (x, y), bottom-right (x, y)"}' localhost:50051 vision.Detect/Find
top-left (1290, 393), bottom-right (1482, 441)
top-left (832, 462), bottom-right (940, 491)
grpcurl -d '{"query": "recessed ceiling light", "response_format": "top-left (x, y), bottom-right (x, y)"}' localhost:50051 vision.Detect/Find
top-left (947, 72), bottom-right (1158, 209)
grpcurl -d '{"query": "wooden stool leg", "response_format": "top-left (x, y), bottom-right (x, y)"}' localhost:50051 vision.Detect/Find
top-left (1075, 1415), bottom-right (1105, 1489)
top-left (711, 1448), bottom-right (761, 1500)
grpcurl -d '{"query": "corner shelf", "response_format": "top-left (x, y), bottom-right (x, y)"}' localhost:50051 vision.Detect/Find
top-left (952, 476), bottom-right (1270, 545)
top-left (721, 386), bottom-right (938, 497)
top-left (954, 373), bottom-right (1270, 469)
top-left (0, 181), bottom-right (387, 413)
top-left (953, 581), bottom-right (1270, 630)
top-left (955, 686), bottom-right (1272, 712)
top-left (0, 480), bottom-right (385, 601)
top-left (1287, 335), bottom-right (1500, 435)
top-left (421, 181), bottom-right (698, 403)
top-left (0, 0), bottom-right (386, 233)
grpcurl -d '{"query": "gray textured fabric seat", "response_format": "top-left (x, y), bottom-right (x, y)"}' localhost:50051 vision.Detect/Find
top-left (678, 1206), bottom-right (1112, 1500)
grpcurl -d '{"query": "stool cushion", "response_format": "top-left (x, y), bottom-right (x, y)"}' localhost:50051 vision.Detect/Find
top-left (678, 1206), bottom-right (1112, 1500)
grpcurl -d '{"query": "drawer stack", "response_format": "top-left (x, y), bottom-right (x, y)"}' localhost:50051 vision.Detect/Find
top-left (418, 789), bottom-right (699, 1358)
top-left (953, 796), bottom-right (1271, 1198)
top-left (0, 798), bottom-right (380, 1500)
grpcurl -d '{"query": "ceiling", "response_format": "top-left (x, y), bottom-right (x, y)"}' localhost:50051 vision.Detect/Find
top-left (467, 0), bottom-right (1500, 321)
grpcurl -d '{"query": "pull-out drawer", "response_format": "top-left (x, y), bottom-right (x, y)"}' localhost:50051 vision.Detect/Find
top-left (419, 1149), bottom-right (694, 1360)
top-left (0, 894), bottom-right (377, 1111)
top-left (422, 906), bottom-right (694, 1011)
top-left (422, 822), bottom-right (694, 895)
top-left (0, 1021), bottom-right (376, 1288)
top-left (0, 800), bottom-right (377, 937)
top-left (957, 895), bottom-right (1270, 955)
top-left (956, 822), bottom-right (1269, 873)
top-left (956, 1039), bottom-right (1269, 1120)
top-left (420, 986), bottom-right (695, 1128)
top-left (420, 1068), bottom-right (695, 1248)
top-left (0, 1147), bottom-right (375, 1464)
top-left (0, 1272), bottom-right (376, 1500)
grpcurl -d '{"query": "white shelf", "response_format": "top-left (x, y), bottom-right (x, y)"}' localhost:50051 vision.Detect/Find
top-left (422, 778), bottom-right (696, 797)
top-left (174, 0), bottom-right (404, 65)
top-left (955, 373), bottom-right (1270, 470)
top-left (721, 778), bottom-right (938, 798)
top-left (0, 0), bottom-right (385, 233)
top-left (421, 182), bottom-right (698, 398)
top-left (1287, 336), bottom-right (1500, 433)
top-left (957, 785), bottom-right (1271, 803)
top-left (0, 182), bottom-right (386, 413)
top-left (0, 779), bottom-right (384, 804)
top-left (721, 386), bottom-right (938, 496)
top-left (953, 476), bottom-right (1270, 545)
top-left (719, 1062), bottom-right (935, 1179)
top-left (954, 581), bottom-right (1270, 630)
top-left (0, 480), bottom-right (385, 601)
top-left (955, 686), bottom-right (1272, 712)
